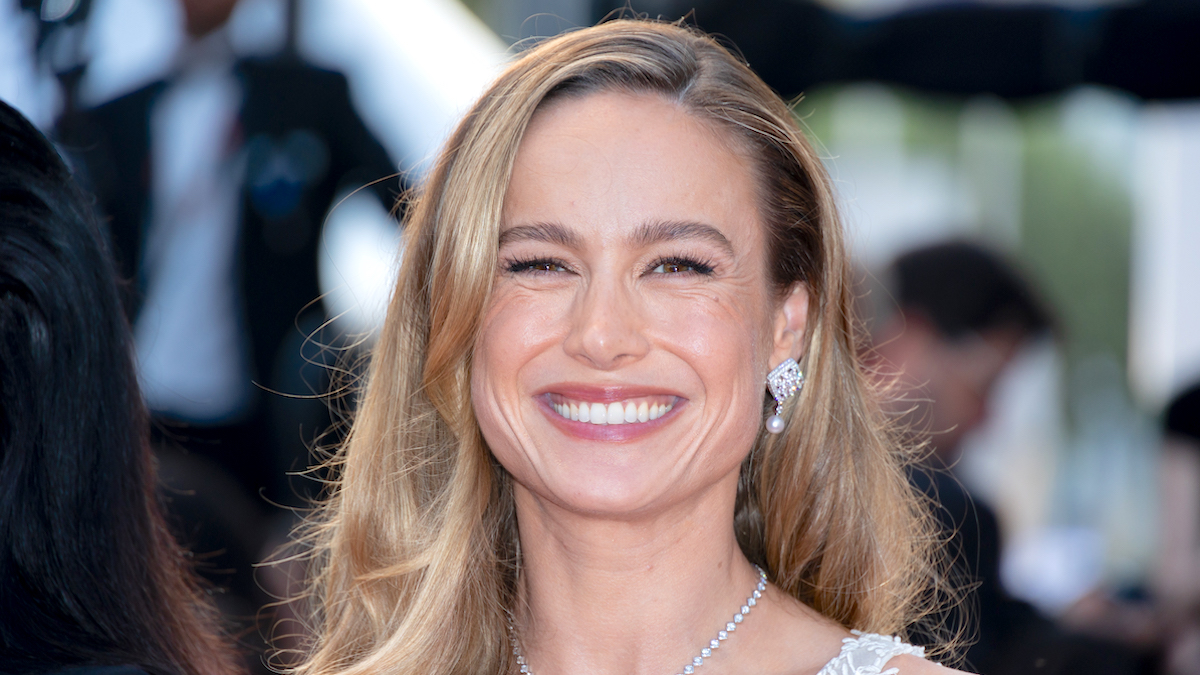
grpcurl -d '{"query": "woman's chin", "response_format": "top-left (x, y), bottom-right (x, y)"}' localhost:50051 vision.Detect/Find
top-left (520, 467), bottom-right (687, 520)
top-left (504, 416), bottom-right (748, 521)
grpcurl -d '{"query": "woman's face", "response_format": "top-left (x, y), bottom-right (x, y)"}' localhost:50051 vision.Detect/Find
top-left (471, 91), bottom-right (807, 518)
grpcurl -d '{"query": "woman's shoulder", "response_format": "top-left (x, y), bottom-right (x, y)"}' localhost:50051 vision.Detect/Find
top-left (815, 631), bottom-right (968, 675)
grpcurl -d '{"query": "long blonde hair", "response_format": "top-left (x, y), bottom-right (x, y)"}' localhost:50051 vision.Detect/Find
top-left (293, 19), bottom-right (941, 675)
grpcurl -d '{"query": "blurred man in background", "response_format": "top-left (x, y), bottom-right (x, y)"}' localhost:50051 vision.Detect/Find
top-left (871, 241), bottom-right (1150, 674)
top-left (874, 241), bottom-right (1050, 467)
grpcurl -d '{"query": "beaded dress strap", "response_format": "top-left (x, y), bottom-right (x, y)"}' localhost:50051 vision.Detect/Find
top-left (815, 631), bottom-right (926, 675)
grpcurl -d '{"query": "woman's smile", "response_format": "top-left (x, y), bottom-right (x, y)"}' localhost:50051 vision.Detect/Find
top-left (547, 396), bottom-right (675, 426)
top-left (537, 385), bottom-right (686, 441)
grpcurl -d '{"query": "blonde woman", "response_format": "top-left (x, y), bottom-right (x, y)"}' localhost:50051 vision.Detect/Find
top-left (294, 19), bottom-right (964, 675)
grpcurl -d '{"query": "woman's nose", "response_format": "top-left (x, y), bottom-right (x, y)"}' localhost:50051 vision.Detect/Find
top-left (562, 277), bottom-right (651, 370)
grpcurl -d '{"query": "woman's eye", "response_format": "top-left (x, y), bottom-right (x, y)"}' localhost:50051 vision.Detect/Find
top-left (654, 262), bottom-right (689, 274)
top-left (506, 258), bottom-right (570, 274)
top-left (650, 258), bottom-right (714, 275)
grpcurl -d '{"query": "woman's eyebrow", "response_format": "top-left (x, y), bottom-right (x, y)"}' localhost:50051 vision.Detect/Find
top-left (630, 220), bottom-right (734, 256)
top-left (498, 220), bottom-right (734, 255)
top-left (498, 222), bottom-right (581, 248)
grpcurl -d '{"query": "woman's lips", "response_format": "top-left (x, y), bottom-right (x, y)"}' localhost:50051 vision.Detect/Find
top-left (535, 386), bottom-right (685, 440)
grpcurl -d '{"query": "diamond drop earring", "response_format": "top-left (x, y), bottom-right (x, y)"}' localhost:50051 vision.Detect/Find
top-left (765, 358), bottom-right (804, 434)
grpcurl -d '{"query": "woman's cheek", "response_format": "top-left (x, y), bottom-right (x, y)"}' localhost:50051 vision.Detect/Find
top-left (644, 289), bottom-right (765, 363)
top-left (481, 285), bottom-right (571, 358)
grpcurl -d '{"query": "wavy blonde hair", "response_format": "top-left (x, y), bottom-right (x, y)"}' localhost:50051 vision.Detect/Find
top-left (292, 19), bottom-right (943, 675)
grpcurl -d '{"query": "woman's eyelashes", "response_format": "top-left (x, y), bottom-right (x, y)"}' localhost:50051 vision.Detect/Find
top-left (504, 257), bottom-right (572, 275)
top-left (501, 254), bottom-right (718, 277)
top-left (647, 256), bottom-right (716, 276)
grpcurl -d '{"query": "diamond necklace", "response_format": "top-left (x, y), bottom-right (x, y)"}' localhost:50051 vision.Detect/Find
top-left (507, 565), bottom-right (768, 675)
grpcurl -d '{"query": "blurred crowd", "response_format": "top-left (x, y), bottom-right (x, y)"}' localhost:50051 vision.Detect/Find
top-left (1, 0), bottom-right (1198, 673)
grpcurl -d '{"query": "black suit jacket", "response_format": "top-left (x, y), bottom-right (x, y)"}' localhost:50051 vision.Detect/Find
top-left (60, 56), bottom-right (399, 391)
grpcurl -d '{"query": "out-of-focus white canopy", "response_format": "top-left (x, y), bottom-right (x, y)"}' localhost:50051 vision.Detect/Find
top-left (79, 0), bottom-right (507, 170)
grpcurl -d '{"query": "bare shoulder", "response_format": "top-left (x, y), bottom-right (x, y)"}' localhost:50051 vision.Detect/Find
top-left (886, 654), bottom-right (972, 675)
top-left (757, 588), bottom-right (970, 675)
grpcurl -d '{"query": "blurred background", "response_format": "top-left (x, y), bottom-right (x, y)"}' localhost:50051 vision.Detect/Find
top-left (1, 0), bottom-right (1197, 672)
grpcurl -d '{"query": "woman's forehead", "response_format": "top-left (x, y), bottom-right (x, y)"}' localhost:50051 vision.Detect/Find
top-left (502, 91), bottom-right (764, 249)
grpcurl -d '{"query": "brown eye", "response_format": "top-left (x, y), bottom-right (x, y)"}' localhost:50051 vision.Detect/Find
top-left (653, 262), bottom-right (691, 274)
top-left (649, 257), bottom-right (714, 275)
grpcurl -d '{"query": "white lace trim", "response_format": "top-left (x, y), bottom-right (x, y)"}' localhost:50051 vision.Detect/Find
top-left (816, 631), bottom-right (926, 675)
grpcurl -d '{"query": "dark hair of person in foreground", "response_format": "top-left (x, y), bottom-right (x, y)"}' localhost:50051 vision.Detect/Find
top-left (0, 99), bottom-right (240, 675)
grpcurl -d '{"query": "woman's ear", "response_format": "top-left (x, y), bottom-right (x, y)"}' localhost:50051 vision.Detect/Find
top-left (770, 283), bottom-right (810, 366)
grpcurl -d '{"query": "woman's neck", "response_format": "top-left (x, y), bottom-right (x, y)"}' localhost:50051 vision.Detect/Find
top-left (511, 473), bottom-right (764, 675)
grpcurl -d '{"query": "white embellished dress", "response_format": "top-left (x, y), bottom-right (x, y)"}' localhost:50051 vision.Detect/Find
top-left (816, 631), bottom-right (927, 675)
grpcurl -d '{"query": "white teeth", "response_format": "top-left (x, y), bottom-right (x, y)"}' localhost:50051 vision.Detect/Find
top-left (606, 402), bottom-right (624, 425)
top-left (551, 398), bottom-right (675, 426)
